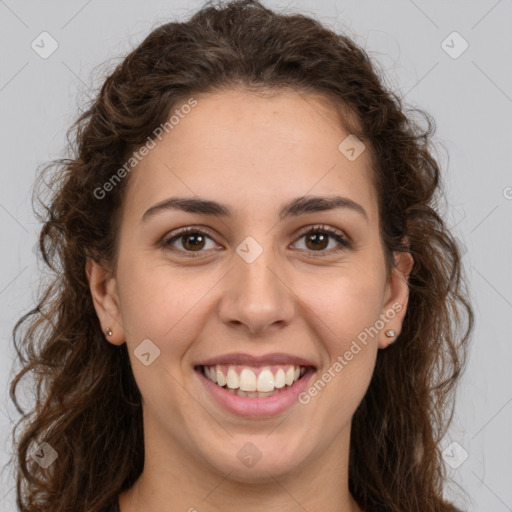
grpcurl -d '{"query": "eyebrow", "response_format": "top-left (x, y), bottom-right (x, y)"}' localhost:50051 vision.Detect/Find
top-left (141, 194), bottom-right (369, 223)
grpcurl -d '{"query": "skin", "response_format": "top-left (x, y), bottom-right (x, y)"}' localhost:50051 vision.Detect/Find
top-left (87, 88), bottom-right (414, 512)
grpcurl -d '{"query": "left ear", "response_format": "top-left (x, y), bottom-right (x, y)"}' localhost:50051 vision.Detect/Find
top-left (378, 249), bottom-right (414, 349)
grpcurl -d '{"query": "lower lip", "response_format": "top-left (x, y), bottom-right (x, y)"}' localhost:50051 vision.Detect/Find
top-left (196, 366), bottom-right (316, 418)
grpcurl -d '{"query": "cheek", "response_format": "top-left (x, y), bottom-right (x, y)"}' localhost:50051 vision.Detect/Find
top-left (301, 265), bottom-right (386, 344)
top-left (117, 259), bottom-right (210, 348)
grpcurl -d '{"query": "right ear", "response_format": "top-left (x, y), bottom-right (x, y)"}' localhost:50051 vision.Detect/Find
top-left (86, 257), bottom-right (125, 346)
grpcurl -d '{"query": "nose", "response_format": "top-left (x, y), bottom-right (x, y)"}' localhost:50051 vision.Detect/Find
top-left (218, 243), bottom-right (296, 336)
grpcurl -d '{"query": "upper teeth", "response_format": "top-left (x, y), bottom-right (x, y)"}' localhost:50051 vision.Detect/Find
top-left (203, 364), bottom-right (305, 392)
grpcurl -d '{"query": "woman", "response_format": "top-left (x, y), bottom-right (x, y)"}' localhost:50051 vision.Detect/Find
top-left (9, 1), bottom-right (473, 511)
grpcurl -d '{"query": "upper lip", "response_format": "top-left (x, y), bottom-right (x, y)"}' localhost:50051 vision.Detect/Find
top-left (196, 352), bottom-right (317, 368)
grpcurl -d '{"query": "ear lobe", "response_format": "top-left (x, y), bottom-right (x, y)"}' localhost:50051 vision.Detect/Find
top-left (86, 257), bottom-right (125, 346)
top-left (378, 250), bottom-right (414, 349)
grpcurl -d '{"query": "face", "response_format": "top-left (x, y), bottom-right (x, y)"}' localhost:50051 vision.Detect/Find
top-left (87, 88), bottom-right (413, 485)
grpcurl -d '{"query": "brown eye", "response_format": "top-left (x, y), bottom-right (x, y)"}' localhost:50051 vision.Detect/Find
top-left (181, 232), bottom-right (207, 251)
top-left (163, 228), bottom-right (216, 256)
top-left (293, 226), bottom-right (351, 255)
top-left (304, 231), bottom-right (329, 251)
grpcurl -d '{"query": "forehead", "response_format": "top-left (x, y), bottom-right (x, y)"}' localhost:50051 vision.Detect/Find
top-left (121, 89), bottom-right (379, 226)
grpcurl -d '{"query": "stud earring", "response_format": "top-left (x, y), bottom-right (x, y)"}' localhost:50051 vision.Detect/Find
top-left (385, 329), bottom-right (396, 337)
top-left (105, 328), bottom-right (113, 336)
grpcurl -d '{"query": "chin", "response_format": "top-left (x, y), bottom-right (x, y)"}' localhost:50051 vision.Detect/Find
top-left (198, 437), bottom-right (310, 483)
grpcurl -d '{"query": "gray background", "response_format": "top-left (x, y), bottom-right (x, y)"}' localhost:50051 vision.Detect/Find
top-left (1, 0), bottom-right (511, 510)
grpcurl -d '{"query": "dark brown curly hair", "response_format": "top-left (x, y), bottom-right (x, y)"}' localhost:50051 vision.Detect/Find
top-left (8, 1), bottom-right (473, 511)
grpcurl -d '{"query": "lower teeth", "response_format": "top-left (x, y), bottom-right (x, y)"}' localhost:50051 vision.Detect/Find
top-left (223, 386), bottom-right (289, 398)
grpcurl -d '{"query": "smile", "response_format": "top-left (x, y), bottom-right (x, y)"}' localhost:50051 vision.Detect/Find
top-left (195, 363), bottom-right (316, 417)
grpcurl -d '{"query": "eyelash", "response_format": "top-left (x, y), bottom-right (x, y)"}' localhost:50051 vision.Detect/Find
top-left (161, 224), bottom-right (351, 258)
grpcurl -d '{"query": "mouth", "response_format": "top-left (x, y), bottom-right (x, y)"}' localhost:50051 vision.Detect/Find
top-left (194, 359), bottom-right (317, 417)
